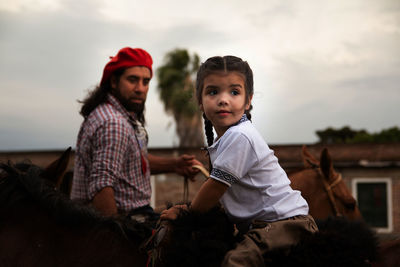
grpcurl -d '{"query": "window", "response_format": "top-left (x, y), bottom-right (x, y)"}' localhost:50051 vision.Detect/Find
top-left (352, 178), bottom-right (393, 233)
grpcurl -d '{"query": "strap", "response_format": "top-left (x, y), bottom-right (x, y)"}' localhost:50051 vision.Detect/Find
top-left (318, 169), bottom-right (343, 217)
top-left (182, 165), bottom-right (210, 203)
top-left (183, 177), bottom-right (189, 203)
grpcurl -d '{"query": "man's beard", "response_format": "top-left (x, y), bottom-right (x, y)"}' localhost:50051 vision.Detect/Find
top-left (112, 90), bottom-right (145, 114)
top-left (123, 100), bottom-right (145, 114)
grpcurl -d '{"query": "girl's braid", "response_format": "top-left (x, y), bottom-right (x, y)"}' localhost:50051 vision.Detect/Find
top-left (203, 114), bottom-right (214, 147)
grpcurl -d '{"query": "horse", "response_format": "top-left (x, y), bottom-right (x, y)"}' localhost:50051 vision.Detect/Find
top-left (288, 146), bottom-right (362, 220)
top-left (288, 146), bottom-right (400, 267)
top-left (147, 206), bottom-right (378, 267)
top-left (0, 152), bottom-right (151, 267)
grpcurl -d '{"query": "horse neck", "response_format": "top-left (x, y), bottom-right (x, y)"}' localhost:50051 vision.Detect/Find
top-left (289, 168), bottom-right (338, 219)
top-left (289, 169), bottom-right (322, 196)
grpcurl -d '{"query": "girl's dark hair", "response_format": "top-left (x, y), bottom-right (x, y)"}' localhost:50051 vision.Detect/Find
top-left (196, 56), bottom-right (254, 146)
top-left (78, 68), bottom-right (145, 125)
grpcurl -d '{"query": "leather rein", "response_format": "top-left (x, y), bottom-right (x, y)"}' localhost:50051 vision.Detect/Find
top-left (182, 165), bottom-right (210, 203)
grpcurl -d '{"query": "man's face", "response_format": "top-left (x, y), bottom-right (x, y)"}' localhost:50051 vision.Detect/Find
top-left (111, 66), bottom-right (151, 113)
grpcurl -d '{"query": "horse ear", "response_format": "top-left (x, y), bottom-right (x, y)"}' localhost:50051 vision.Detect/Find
top-left (320, 148), bottom-right (334, 179)
top-left (302, 145), bottom-right (319, 168)
top-left (41, 147), bottom-right (72, 188)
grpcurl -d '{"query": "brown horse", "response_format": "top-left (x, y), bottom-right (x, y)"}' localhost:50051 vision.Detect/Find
top-left (0, 150), bottom-right (150, 267)
top-left (289, 146), bottom-right (362, 220)
top-left (288, 146), bottom-right (399, 267)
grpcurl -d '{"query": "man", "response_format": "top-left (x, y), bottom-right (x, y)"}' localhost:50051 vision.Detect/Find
top-left (71, 47), bottom-right (202, 218)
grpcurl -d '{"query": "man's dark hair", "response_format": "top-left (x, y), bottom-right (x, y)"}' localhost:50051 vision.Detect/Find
top-left (78, 68), bottom-right (145, 125)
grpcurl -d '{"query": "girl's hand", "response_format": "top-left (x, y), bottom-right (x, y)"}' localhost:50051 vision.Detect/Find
top-left (160, 204), bottom-right (188, 220)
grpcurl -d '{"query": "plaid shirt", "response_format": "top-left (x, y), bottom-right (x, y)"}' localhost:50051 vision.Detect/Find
top-left (71, 94), bottom-right (151, 212)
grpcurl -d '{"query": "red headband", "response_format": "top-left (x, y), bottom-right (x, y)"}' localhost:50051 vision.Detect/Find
top-left (100, 47), bottom-right (153, 86)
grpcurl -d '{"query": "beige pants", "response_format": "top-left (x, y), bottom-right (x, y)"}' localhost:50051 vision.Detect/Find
top-left (222, 215), bottom-right (318, 267)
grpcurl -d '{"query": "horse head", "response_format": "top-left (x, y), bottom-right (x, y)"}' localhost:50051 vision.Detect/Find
top-left (10, 147), bottom-right (72, 190)
top-left (290, 146), bottom-right (362, 221)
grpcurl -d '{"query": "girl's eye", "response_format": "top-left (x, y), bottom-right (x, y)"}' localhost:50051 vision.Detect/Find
top-left (231, 90), bottom-right (239, 96)
top-left (208, 90), bottom-right (217, 96)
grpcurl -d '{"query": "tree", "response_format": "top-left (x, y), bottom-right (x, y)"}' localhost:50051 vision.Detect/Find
top-left (156, 49), bottom-right (204, 147)
top-left (316, 126), bottom-right (359, 144)
top-left (372, 127), bottom-right (400, 143)
top-left (316, 126), bottom-right (400, 144)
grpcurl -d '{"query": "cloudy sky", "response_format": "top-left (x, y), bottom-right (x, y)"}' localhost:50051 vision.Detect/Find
top-left (1, 0), bottom-right (399, 151)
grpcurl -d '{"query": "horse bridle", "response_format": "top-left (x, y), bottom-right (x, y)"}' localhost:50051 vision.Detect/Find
top-left (306, 160), bottom-right (343, 217)
top-left (315, 167), bottom-right (343, 217)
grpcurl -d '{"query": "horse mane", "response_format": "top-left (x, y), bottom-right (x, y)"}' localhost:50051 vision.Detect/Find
top-left (155, 206), bottom-right (238, 267)
top-left (0, 162), bottom-right (151, 242)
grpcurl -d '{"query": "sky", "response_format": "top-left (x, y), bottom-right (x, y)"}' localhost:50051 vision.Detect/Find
top-left (0, 0), bottom-right (399, 151)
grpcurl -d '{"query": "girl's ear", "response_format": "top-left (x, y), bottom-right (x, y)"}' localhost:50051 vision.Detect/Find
top-left (199, 103), bottom-right (204, 112)
top-left (245, 95), bottom-right (253, 110)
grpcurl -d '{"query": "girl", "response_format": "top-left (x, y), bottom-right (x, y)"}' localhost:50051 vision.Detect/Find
top-left (161, 56), bottom-right (318, 266)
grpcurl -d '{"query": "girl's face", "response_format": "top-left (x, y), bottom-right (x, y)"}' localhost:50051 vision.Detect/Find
top-left (200, 71), bottom-right (252, 138)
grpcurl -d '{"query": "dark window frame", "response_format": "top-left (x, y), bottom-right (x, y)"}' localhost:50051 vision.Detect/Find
top-left (352, 177), bottom-right (393, 233)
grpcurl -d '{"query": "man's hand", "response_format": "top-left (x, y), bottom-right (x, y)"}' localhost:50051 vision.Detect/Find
top-left (148, 153), bottom-right (205, 180)
top-left (174, 154), bottom-right (204, 181)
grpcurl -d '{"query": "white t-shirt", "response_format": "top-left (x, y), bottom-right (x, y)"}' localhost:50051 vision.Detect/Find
top-left (208, 115), bottom-right (309, 229)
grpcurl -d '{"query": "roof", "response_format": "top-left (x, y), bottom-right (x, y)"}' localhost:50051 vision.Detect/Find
top-left (1, 143), bottom-right (400, 170)
top-left (270, 143), bottom-right (400, 169)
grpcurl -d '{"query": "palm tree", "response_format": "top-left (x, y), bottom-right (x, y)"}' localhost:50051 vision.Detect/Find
top-left (156, 48), bottom-right (204, 147)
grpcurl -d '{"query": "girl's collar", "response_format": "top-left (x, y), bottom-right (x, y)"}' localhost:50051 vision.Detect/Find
top-left (234, 114), bottom-right (249, 125)
top-left (210, 114), bottom-right (249, 148)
